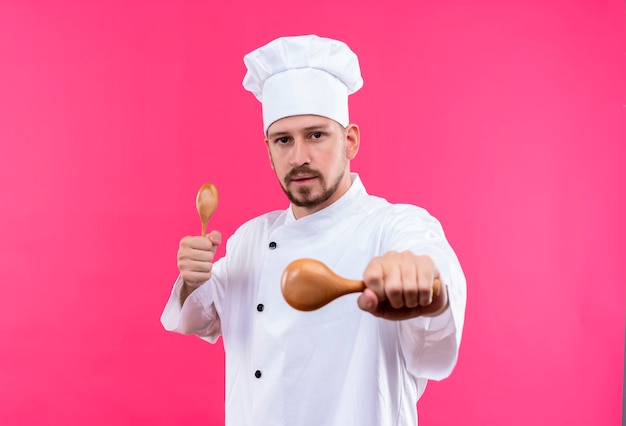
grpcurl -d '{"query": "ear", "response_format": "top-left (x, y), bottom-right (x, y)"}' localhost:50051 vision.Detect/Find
top-left (264, 138), bottom-right (275, 170)
top-left (344, 123), bottom-right (360, 160)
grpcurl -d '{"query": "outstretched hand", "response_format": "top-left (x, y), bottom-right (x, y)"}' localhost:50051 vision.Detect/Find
top-left (357, 251), bottom-right (448, 320)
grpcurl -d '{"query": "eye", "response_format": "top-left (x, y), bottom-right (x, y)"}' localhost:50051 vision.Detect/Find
top-left (276, 136), bottom-right (290, 144)
top-left (311, 131), bottom-right (323, 139)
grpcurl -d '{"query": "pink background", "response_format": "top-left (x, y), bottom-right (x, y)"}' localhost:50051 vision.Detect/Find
top-left (1, 1), bottom-right (625, 425)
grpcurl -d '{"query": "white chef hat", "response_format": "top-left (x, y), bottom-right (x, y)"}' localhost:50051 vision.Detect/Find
top-left (242, 34), bottom-right (363, 133)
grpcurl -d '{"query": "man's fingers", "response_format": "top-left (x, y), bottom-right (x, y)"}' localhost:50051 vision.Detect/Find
top-left (368, 303), bottom-right (424, 321)
top-left (362, 258), bottom-right (386, 301)
top-left (177, 233), bottom-right (221, 288)
top-left (179, 254), bottom-right (214, 287)
top-left (417, 272), bottom-right (433, 306)
top-left (184, 258), bottom-right (214, 273)
top-left (383, 263), bottom-right (404, 309)
top-left (179, 235), bottom-right (220, 261)
top-left (187, 246), bottom-right (216, 261)
top-left (180, 235), bottom-right (213, 251)
top-left (207, 230), bottom-right (222, 246)
top-left (416, 257), bottom-right (439, 306)
top-left (361, 252), bottom-right (444, 319)
top-left (400, 259), bottom-right (419, 308)
top-left (357, 288), bottom-right (379, 312)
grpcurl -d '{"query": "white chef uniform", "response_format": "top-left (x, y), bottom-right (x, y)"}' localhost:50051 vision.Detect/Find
top-left (161, 174), bottom-right (466, 425)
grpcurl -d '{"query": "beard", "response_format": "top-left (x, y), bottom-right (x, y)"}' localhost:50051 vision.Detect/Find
top-left (281, 165), bottom-right (344, 208)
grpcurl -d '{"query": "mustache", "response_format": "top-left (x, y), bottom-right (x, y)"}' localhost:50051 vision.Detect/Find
top-left (285, 165), bottom-right (320, 181)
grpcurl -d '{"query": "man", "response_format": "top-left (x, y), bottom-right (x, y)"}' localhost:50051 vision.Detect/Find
top-left (162, 35), bottom-right (466, 425)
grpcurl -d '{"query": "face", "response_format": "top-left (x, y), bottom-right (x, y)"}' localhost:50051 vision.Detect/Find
top-left (265, 115), bottom-right (360, 218)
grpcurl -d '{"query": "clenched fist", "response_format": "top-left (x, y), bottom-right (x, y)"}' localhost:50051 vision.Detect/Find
top-left (357, 251), bottom-right (448, 320)
top-left (177, 231), bottom-right (222, 292)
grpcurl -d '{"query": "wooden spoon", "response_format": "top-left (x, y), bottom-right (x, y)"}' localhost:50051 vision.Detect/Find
top-left (281, 258), bottom-right (440, 311)
top-left (196, 183), bottom-right (219, 237)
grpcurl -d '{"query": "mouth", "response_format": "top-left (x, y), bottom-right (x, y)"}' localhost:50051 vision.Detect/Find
top-left (289, 175), bottom-right (318, 185)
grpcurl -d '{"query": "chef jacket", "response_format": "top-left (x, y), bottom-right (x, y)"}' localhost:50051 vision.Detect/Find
top-left (162, 174), bottom-right (466, 426)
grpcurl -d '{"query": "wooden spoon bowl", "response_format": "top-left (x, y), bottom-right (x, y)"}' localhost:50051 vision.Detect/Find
top-left (281, 259), bottom-right (365, 311)
top-left (196, 183), bottom-right (218, 237)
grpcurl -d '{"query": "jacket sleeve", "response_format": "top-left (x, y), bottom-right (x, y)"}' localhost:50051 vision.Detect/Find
top-left (398, 254), bottom-right (465, 380)
top-left (160, 257), bottom-right (228, 344)
top-left (383, 205), bottom-right (467, 380)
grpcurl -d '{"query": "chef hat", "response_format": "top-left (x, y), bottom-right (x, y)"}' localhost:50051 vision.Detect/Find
top-left (242, 34), bottom-right (363, 133)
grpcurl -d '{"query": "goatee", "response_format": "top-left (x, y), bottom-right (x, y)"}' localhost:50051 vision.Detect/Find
top-left (282, 165), bottom-right (344, 208)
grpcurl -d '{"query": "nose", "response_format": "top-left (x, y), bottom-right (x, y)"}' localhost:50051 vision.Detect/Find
top-left (289, 139), bottom-right (310, 167)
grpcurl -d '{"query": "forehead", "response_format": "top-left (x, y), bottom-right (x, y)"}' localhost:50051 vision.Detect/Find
top-left (266, 115), bottom-right (339, 137)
